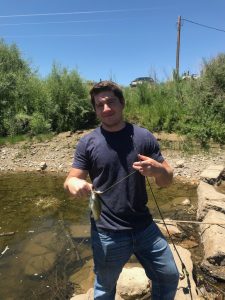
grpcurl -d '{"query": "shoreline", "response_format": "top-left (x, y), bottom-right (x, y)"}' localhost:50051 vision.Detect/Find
top-left (0, 131), bottom-right (224, 184)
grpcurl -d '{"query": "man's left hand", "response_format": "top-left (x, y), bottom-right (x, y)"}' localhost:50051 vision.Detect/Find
top-left (132, 154), bottom-right (163, 177)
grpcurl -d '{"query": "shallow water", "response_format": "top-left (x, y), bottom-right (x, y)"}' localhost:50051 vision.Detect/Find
top-left (0, 173), bottom-right (199, 299)
top-left (0, 172), bottom-right (90, 300)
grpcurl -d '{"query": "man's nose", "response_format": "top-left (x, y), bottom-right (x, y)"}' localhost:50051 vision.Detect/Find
top-left (103, 103), bottom-right (111, 112)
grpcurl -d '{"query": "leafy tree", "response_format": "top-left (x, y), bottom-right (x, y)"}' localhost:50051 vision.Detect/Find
top-left (179, 54), bottom-right (225, 144)
top-left (46, 63), bottom-right (96, 132)
top-left (0, 39), bottom-right (33, 135)
top-left (201, 53), bottom-right (225, 93)
top-left (30, 112), bottom-right (51, 135)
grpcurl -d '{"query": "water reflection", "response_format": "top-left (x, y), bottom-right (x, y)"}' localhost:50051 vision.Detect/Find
top-left (0, 173), bottom-right (198, 299)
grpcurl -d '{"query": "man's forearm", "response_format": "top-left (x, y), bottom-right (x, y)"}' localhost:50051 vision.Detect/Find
top-left (155, 167), bottom-right (173, 187)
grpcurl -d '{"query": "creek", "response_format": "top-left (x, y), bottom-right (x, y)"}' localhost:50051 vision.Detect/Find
top-left (0, 172), bottom-right (207, 299)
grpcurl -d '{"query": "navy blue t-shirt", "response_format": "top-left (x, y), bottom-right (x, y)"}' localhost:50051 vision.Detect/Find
top-left (73, 122), bottom-right (164, 231)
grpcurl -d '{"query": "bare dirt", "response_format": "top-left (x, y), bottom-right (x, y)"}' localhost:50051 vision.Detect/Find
top-left (0, 130), bottom-right (224, 184)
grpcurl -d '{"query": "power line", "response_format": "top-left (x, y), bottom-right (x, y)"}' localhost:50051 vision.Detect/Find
top-left (182, 18), bottom-right (225, 33)
top-left (0, 19), bottom-right (118, 27)
top-left (0, 8), bottom-right (156, 19)
top-left (1, 33), bottom-right (104, 38)
top-left (0, 17), bottom-right (144, 27)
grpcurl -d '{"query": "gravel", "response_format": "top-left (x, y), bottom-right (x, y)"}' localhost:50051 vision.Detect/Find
top-left (0, 130), bottom-right (224, 184)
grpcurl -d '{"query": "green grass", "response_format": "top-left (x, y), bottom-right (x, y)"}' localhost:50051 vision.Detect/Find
top-left (0, 132), bottom-right (54, 146)
top-left (0, 135), bottom-right (28, 145)
top-left (123, 78), bottom-right (225, 146)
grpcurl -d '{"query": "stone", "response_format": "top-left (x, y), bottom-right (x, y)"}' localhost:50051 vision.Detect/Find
top-left (39, 161), bottom-right (47, 170)
top-left (24, 252), bottom-right (56, 276)
top-left (69, 225), bottom-right (90, 239)
top-left (200, 210), bottom-right (225, 280)
top-left (157, 219), bottom-right (182, 238)
top-left (175, 160), bottom-right (185, 168)
top-left (70, 288), bottom-right (124, 300)
top-left (69, 260), bottom-right (94, 295)
top-left (70, 245), bottom-right (201, 300)
top-left (21, 231), bottom-right (63, 276)
top-left (200, 210), bottom-right (225, 261)
top-left (117, 267), bottom-right (151, 299)
top-left (179, 239), bottom-right (199, 249)
top-left (201, 261), bottom-right (225, 281)
top-left (200, 165), bottom-right (224, 183)
top-left (70, 289), bottom-right (91, 300)
top-left (171, 245), bottom-right (202, 300)
top-left (182, 198), bottom-right (191, 206)
top-left (197, 181), bottom-right (225, 220)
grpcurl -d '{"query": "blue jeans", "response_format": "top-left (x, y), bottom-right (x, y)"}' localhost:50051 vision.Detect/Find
top-left (91, 222), bottom-right (179, 300)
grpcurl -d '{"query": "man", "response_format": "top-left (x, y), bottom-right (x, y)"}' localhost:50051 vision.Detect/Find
top-left (64, 81), bottom-right (179, 299)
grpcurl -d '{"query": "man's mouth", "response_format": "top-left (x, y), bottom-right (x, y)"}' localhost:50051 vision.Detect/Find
top-left (102, 113), bottom-right (114, 118)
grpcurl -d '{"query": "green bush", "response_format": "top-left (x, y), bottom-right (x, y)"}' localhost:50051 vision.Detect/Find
top-left (124, 54), bottom-right (225, 145)
top-left (30, 112), bottom-right (51, 135)
top-left (46, 64), bottom-right (96, 132)
top-left (0, 39), bottom-right (224, 145)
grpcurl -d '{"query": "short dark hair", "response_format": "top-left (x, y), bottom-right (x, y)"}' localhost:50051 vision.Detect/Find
top-left (90, 80), bottom-right (125, 109)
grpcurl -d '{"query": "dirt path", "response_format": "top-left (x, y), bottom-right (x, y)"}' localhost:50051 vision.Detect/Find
top-left (0, 130), bottom-right (224, 184)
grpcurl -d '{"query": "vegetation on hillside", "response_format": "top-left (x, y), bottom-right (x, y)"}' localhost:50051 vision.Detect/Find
top-left (0, 39), bottom-right (225, 145)
top-left (125, 55), bottom-right (225, 145)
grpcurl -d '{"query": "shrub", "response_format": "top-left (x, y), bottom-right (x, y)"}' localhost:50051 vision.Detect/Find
top-left (30, 112), bottom-right (51, 135)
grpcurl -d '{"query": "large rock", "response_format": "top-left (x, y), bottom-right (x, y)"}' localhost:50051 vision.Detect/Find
top-left (21, 231), bottom-right (62, 276)
top-left (171, 245), bottom-right (202, 300)
top-left (200, 210), bottom-right (225, 280)
top-left (200, 164), bottom-right (224, 184)
top-left (117, 267), bottom-right (151, 299)
top-left (197, 181), bottom-right (225, 220)
top-left (69, 259), bottom-right (94, 294)
top-left (70, 264), bottom-right (150, 300)
top-left (71, 288), bottom-right (123, 300)
top-left (70, 288), bottom-right (94, 300)
top-left (70, 245), bottom-right (202, 300)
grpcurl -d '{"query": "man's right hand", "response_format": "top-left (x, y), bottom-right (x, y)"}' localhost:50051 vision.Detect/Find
top-left (64, 177), bottom-right (92, 198)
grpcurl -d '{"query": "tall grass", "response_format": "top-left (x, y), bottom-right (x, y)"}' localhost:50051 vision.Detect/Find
top-left (124, 74), bottom-right (225, 146)
top-left (124, 81), bottom-right (183, 132)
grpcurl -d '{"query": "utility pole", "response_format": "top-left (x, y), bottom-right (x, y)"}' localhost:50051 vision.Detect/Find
top-left (176, 16), bottom-right (181, 78)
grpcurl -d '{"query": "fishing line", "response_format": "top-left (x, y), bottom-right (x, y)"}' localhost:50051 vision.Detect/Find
top-left (95, 170), bottom-right (137, 195)
top-left (146, 176), bottom-right (193, 299)
top-left (131, 135), bottom-right (193, 299)
top-left (154, 219), bottom-right (225, 226)
top-left (91, 133), bottom-right (224, 298)
top-left (96, 132), bottom-right (193, 297)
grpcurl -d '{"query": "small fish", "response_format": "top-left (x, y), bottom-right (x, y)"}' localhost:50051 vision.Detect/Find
top-left (89, 190), bottom-right (102, 221)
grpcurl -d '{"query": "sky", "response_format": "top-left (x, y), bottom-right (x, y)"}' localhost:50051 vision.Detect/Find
top-left (1, 0), bottom-right (225, 86)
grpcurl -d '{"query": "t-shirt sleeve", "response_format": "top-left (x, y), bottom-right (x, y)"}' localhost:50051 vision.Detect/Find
top-left (72, 138), bottom-right (90, 170)
top-left (147, 132), bottom-right (164, 163)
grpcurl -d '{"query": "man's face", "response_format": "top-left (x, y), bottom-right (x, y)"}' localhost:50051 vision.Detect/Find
top-left (94, 90), bottom-right (124, 131)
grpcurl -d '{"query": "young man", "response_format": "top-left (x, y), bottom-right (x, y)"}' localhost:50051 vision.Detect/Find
top-left (64, 81), bottom-right (179, 300)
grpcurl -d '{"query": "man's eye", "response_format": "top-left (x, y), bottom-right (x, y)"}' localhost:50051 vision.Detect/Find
top-left (108, 99), bottom-right (117, 105)
top-left (96, 103), bottom-right (104, 108)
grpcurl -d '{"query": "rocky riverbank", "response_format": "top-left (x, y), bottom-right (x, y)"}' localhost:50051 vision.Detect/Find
top-left (1, 130), bottom-right (225, 299)
top-left (0, 130), bottom-right (224, 184)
